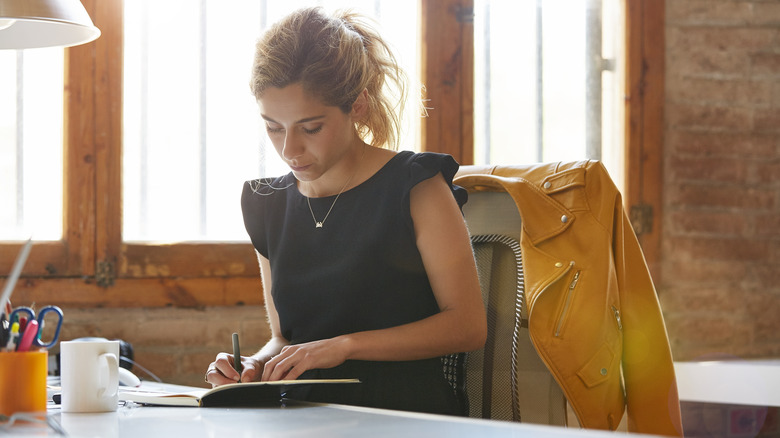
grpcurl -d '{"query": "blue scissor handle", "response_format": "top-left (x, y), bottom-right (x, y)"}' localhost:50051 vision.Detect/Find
top-left (8, 305), bottom-right (63, 349)
top-left (8, 306), bottom-right (35, 325)
top-left (33, 305), bottom-right (63, 349)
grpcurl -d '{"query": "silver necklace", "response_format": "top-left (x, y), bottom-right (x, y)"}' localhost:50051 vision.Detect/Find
top-left (306, 146), bottom-right (366, 229)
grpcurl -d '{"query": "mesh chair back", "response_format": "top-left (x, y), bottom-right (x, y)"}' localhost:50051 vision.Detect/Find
top-left (460, 191), bottom-right (568, 425)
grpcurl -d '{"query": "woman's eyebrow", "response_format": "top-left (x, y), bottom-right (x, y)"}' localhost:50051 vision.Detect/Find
top-left (261, 114), bottom-right (326, 124)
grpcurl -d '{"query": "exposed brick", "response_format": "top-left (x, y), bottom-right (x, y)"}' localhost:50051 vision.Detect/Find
top-left (240, 318), bottom-right (273, 350)
top-left (665, 314), bottom-right (753, 346)
top-left (49, 306), bottom-right (271, 386)
top-left (667, 183), bottom-right (776, 209)
top-left (755, 160), bottom-right (780, 184)
top-left (667, 26), bottom-right (777, 52)
top-left (751, 51), bottom-right (780, 78)
top-left (131, 349), bottom-right (179, 384)
top-left (662, 259), bottom-right (748, 287)
top-left (667, 77), bottom-right (774, 107)
top-left (755, 213), bottom-right (780, 236)
top-left (667, 43), bottom-right (751, 77)
top-left (669, 156), bottom-right (749, 183)
top-left (774, 80), bottom-right (780, 109)
top-left (752, 2), bottom-right (780, 26)
top-left (667, 1), bottom-right (754, 25)
top-left (665, 236), bottom-right (769, 262)
top-left (668, 210), bottom-right (748, 236)
top-left (754, 310), bottom-right (780, 343)
top-left (755, 107), bottom-right (780, 132)
top-left (742, 264), bottom-right (780, 294)
top-left (666, 130), bottom-right (776, 157)
top-left (660, 287), bottom-right (747, 314)
top-left (667, 102), bottom-right (753, 130)
top-left (179, 349), bottom-right (222, 382)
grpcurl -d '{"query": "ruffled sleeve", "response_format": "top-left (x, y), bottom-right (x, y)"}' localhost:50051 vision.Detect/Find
top-left (406, 152), bottom-right (468, 209)
top-left (242, 176), bottom-right (291, 259)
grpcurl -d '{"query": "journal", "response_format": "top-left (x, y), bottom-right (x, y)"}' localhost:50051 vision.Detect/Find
top-left (118, 379), bottom-right (360, 407)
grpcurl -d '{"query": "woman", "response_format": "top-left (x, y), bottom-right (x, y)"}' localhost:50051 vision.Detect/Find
top-left (205, 7), bottom-right (485, 416)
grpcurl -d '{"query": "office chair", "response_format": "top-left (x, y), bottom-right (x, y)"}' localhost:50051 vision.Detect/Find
top-left (443, 189), bottom-right (567, 425)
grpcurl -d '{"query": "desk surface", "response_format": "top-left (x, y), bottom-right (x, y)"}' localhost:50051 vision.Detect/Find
top-left (45, 403), bottom-right (653, 438)
top-left (675, 359), bottom-right (780, 407)
top-left (6, 382), bottom-right (663, 438)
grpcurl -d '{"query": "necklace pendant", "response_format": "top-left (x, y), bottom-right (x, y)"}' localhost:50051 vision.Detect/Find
top-left (315, 222), bottom-right (324, 228)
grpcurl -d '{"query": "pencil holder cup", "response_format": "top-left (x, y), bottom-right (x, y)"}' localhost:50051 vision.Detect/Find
top-left (0, 350), bottom-right (48, 416)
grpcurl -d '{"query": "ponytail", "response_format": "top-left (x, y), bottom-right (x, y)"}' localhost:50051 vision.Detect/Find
top-left (250, 7), bottom-right (409, 149)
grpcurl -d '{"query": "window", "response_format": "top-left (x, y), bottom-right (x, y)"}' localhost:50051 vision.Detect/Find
top-left (0, 48), bottom-right (64, 241)
top-left (1, 0), bottom-right (663, 305)
top-left (473, 0), bottom-right (625, 191)
top-left (122, 0), bottom-right (419, 242)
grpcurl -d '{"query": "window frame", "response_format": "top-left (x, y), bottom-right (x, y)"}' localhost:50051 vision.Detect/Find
top-left (3, 0), bottom-right (663, 307)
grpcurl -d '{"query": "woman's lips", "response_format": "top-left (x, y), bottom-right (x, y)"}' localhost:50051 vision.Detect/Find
top-left (289, 164), bottom-right (311, 172)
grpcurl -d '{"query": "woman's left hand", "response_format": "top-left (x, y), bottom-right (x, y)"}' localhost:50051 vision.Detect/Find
top-left (261, 337), bottom-right (351, 381)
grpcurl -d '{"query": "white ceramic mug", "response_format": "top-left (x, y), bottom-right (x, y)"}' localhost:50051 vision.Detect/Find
top-left (60, 340), bottom-right (120, 413)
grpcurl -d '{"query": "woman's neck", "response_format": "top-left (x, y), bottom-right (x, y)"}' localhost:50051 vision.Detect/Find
top-left (300, 142), bottom-right (369, 198)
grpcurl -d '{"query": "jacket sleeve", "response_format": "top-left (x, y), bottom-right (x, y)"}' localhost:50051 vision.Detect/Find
top-left (605, 165), bottom-right (683, 436)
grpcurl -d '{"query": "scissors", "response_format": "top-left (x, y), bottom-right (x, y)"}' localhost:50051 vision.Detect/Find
top-left (8, 305), bottom-right (63, 349)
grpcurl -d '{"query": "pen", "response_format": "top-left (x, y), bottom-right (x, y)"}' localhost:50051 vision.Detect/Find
top-left (232, 332), bottom-right (242, 383)
top-left (0, 237), bottom-right (33, 313)
top-left (0, 317), bottom-right (8, 348)
top-left (16, 319), bottom-right (38, 352)
top-left (5, 322), bottom-right (19, 351)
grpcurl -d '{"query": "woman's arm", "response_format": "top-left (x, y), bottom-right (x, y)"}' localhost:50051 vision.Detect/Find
top-left (206, 252), bottom-right (289, 385)
top-left (261, 173), bottom-right (486, 381)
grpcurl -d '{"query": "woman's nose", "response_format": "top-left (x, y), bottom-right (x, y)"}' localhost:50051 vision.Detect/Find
top-left (281, 132), bottom-right (304, 161)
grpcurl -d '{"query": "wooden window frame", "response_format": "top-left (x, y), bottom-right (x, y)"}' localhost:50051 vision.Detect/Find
top-left (424, 0), bottom-right (664, 278)
top-left (3, 0), bottom-right (662, 307)
top-left (624, 0), bottom-right (664, 279)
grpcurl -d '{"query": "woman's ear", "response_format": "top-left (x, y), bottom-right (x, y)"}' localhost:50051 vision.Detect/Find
top-left (351, 88), bottom-right (369, 120)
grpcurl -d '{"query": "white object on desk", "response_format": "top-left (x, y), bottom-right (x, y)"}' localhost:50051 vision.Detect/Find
top-left (118, 367), bottom-right (141, 387)
top-left (60, 340), bottom-right (120, 413)
top-left (674, 360), bottom-right (780, 407)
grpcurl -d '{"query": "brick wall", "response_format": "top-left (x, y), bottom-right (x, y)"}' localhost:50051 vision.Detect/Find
top-left (54, 306), bottom-right (270, 388)
top-left (662, 0), bottom-right (780, 362)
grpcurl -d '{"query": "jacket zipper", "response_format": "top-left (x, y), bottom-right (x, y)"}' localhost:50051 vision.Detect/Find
top-left (528, 261), bottom-right (572, 324)
top-left (554, 270), bottom-right (581, 337)
top-left (611, 305), bottom-right (623, 331)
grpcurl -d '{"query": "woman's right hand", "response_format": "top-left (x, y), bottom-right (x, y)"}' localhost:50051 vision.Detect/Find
top-left (204, 352), bottom-right (264, 387)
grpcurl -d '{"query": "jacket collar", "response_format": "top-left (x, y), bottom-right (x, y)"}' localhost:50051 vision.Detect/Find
top-left (455, 164), bottom-right (586, 245)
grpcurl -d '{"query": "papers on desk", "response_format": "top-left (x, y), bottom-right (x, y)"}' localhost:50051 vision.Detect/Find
top-left (118, 379), bottom-right (360, 407)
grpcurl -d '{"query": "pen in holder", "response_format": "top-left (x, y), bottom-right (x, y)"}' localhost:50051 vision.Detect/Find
top-left (0, 350), bottom-right (48, 416)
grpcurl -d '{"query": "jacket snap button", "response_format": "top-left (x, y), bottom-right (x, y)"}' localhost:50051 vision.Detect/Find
top-left (555, 262), bottom-right (563, 268)
top-left (543, 181), bottom-right (552, 189)
top-left (561, 215), bottom-right (569, 223)
top-left (600, 368), bottom-right (607, 376)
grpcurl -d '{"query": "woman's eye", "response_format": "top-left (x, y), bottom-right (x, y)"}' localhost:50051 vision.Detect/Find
top-left (266, 125), bottom-right (284, 134)
top-left (302, 126), bottom-right (323, 135)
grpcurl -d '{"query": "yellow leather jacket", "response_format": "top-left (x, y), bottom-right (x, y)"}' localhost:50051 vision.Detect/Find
top-left (455, 161), bottom-right (682, 436)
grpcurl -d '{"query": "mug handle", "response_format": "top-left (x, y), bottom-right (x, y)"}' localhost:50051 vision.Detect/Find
top-left (97, 353), bottom-right (119, 398)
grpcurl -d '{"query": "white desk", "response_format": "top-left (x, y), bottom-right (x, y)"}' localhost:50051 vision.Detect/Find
top-left (45, 403), bottom-right (664, 438)
top-left (5, 382), bottom-right (666, 438)
top-left (675, 360), bottom-right (780, 407)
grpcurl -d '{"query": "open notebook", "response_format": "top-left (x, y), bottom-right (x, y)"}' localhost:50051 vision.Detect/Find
top-left (118, 379), bottom-right (360, 407)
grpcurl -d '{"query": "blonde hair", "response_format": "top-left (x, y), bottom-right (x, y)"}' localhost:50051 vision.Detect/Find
top-left (249, 7), bottom-right (407, 150)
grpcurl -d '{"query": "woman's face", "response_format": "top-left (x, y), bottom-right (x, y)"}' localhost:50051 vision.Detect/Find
top-left (257, 83), bottom-right (362, 183)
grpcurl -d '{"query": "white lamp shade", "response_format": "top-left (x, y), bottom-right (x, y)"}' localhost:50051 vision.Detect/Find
top-left (0, 0), bottom-right (100, 49)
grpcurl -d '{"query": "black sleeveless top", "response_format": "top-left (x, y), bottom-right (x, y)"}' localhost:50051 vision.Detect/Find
top-left (241, 151), bottom-right (467, 415)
